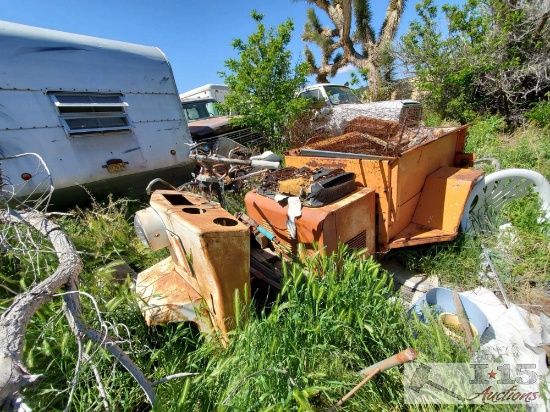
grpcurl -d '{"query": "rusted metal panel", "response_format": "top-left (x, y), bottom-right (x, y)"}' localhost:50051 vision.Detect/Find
top-left (385, 225), bottom-right (457, 248)
top-left (387, 167), bottom-right (484, 249)
top-left (391, 191), bottom-right (422, 239)
top-left (412, 167), bottom-right (484, 232)
top-left (389, 129), bottom-right (459, 240)
top-left (135, 191), bottom-right (250, 338)
top-left (284, 125), bottom-right (478, 252)
top-left (188, 116), bottom-right (234, 138)
top-left (136, 257), bottom-right (207, 327)
top-left (455, 124), bottom-right (469, 154)
top-left (454, 153), bottom-right (475, 168)
top-left (284, 155), bottom-right (393, 246)
top-left (245, 187), bottom-right (376, 259)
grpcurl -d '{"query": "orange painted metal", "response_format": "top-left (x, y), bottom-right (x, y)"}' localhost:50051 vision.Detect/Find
top-left (388, 127), bottom-right (461, 241)
top-left (136, 257), bottom-right (205, 326)
top-left (135, 124), bottom-right (483, 336)
top-left (245, 187), bottom-right (376, 259)
top-left (388, 166), bottom-right (484, 248)
top-left (135, 190), bottom-right (250, 338)
top-left (284, 125), bottom-right (481, 251)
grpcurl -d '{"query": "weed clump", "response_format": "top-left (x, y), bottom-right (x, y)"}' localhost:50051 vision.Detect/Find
top-left (174, 248), bottom-right (409, 410)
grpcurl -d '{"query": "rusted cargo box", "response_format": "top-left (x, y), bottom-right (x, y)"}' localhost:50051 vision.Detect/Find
top-left (284, 125), bottom-right (484, 251)
top-left (135, 190), bottom-right (250, 338)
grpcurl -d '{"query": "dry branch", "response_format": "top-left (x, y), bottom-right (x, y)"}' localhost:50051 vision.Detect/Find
top-left (0, 210), bottom-right (81, 406)
top-left (0, 209), bottom-right (157, 408)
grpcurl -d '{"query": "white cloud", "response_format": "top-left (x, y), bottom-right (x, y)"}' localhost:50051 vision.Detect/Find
top-left (337, 64), bottom-right (355, 74)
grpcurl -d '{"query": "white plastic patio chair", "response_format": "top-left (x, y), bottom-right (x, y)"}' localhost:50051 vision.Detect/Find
top-left (460, 168), bottom-right (550, 234)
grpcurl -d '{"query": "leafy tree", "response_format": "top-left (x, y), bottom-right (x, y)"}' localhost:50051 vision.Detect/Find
top-left (398, 0), bottom-right (550, 123)
top-left (526, 92), bottom-right (550, 129)
top-left (298, 0), bottom-right (406, 101)
top-left (219, 11), bottom-right (311, 149)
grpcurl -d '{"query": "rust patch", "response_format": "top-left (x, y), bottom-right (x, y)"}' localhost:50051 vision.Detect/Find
top-left (135, 257), bottom-right (205, 326)
top-left (135, 190), bottom-right (250, 339)
top-left (296, 118), bottom-right (460, 158)
top-left (299, 158), bottom-right (349, 169)
top-left (302, 130), bottom-right (401, 157)
top-left (258, 166), bottom-right (348, 196)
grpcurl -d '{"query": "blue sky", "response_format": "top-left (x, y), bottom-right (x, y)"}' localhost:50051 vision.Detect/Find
top-left (0, 0), bottom-right (457, 94)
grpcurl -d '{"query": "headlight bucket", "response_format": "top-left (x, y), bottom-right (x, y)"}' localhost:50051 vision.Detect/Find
top-left (134, 207), bottom-right (170, 251)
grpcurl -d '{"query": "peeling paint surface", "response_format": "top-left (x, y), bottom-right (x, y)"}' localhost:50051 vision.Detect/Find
top-left (135, 191), bottom-right (250, 338)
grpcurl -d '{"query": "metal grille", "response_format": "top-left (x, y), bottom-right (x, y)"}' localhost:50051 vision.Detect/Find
top-left (401, 106), bottom-right (422, 127)
top-left (217, 127), bottom-right (266, 147)
top-left (262, 218), bottom-right (295, 259)
top-left (261, 218), bottom-right (272, 233)
top-left (50, 92), bottom-right (131, 136)
top-left (344, 230), bottom-right (367, 250)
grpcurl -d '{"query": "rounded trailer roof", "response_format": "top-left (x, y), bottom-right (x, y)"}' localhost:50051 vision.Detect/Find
top-left (0, 20), bottom-right (176, 94)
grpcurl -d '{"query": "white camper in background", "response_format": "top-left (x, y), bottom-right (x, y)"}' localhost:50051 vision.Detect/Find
top-left (179, 84), bottom-right (229, 104)
top-left (0, 20), bottom-right (194, 202)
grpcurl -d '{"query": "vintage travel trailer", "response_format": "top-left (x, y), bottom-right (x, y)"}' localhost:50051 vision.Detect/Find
top-left (0, 20), bottom-right (194, 201)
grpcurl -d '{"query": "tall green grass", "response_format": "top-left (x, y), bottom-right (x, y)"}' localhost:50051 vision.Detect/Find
top-left (390, 117), bottom-right (550, 299)
top-left (12, 197), bottom-right (187, 411)
top-left (3, 195), bottom-right (471, 411)
top-left (4, 118), bottom-right (548, 410)
top-left (172, 247), bottom-right (412, 411)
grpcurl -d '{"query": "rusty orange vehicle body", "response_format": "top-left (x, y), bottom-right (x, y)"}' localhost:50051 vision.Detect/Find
top-left (284, 124), bottom-right (483, 252)
top-left (134, 190), bottom-right (250, 338)
top-left (134, 122), bottom-right (487, 338)
top-left (245, 187), bottom-right (377, 259)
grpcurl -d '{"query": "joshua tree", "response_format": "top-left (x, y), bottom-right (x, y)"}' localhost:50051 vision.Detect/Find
top-left (300, 0), bottom-right (406, 100)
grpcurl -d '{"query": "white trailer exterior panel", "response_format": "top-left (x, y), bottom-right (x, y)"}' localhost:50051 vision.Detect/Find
top-left (179, 84), bottom-right (229, 103)
top-left (0, 20), bottom-right (193, 200)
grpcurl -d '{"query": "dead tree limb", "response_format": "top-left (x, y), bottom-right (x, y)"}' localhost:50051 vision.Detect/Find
top-left (0, 209), bottom-right (156, 409)
top-left (0, 210), bottom-right (81, 407)
top-left (61, 286), bottom-right (156, 405)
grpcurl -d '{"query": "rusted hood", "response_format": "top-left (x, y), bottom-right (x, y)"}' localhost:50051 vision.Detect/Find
top-left (188, 116), bottom-right (235, 139)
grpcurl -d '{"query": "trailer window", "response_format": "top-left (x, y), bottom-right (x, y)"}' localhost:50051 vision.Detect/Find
top-left (50, 93), bottom-right (132, 135)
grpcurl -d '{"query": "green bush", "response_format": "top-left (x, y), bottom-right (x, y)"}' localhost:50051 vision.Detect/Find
top-left (464, 115), bottom-right (506, 155)
top-left (525, 93), bottom-right (550, 129)
top-left (399, 0), bottom-right (550, 124)
top-left (219, 11), bottom-right (310, 151)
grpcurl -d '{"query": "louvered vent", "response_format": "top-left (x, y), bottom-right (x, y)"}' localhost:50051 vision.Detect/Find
top-left (345, 230), bottom-right (367, 250)
top-left (262, 218), bottom-right (297, 259)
